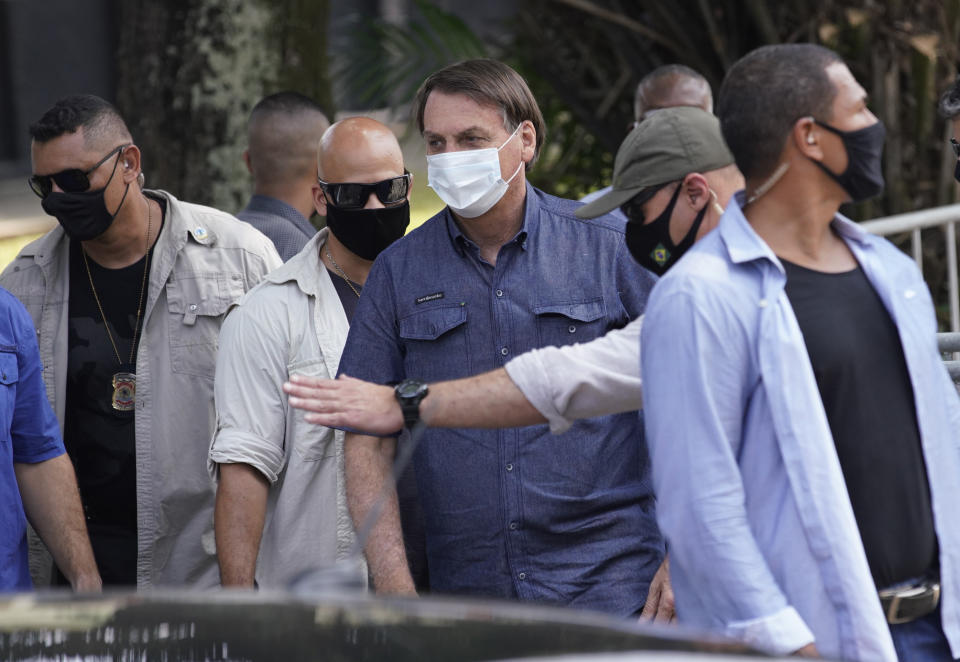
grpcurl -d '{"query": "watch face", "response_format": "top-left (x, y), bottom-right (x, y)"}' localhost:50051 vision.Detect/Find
top-left (397, 380), bottom-right (427, 398)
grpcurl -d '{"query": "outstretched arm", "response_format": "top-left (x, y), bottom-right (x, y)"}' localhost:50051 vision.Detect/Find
top-left (15, 455), bottom-right (101, 591)
top-left (285, 318), bottom-right (645, 435)
top-left (285, 368), bottom-right (545, 434)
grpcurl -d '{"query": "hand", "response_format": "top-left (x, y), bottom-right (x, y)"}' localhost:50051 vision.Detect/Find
top-left (284, 374), bottom-right (402, 435)
top-left (639, 556), bottom-right (675, 623)
top-left (793, 643), bottom-right (819, 657)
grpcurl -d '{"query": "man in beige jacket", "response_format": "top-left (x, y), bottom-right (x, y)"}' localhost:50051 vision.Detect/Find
top-left (1, 94), bottom-right (281, 588)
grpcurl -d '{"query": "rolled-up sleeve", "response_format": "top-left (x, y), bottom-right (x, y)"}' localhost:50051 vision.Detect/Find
top-left (209, 294), bottom-right (288, 484)
top-left (641, 285), bottom-right (814, 656)
top-left (504, 317), bottom-right (644, 434)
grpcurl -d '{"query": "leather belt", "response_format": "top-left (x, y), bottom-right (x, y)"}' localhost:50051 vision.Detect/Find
top-left (879, 580), bottom-right (940, 625)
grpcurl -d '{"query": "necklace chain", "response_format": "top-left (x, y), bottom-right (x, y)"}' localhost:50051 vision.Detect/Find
top-left (81, 199), bottom-right (153, 366)
top-left (325, 245), bottom-right (361, 298)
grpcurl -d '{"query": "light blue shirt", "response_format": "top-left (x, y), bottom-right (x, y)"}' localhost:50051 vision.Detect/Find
top-left (641, 192), bottom-right (960, 661)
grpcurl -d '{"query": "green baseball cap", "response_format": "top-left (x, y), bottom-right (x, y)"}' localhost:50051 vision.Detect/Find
top-left (576, 106), bottom-right (734, 219)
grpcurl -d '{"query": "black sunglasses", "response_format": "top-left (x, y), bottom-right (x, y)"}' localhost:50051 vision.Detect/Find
top-left (620, 182), bottom-right (671, 224)
top-left (318, 171), bottom-right (411, 210)
top-left (29, 143), bottom-right (130, 199)
top-left (951, 138), bottom-right (960, 159)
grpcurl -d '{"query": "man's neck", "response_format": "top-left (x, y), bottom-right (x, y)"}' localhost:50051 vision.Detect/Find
top-left (82, 193), bottom-right (161, 269)
top-left (322, 232), bottom-right (373, 286)
top-left (744, 177), bottom-right (856, 272)
top-left (254, 181), bottom-right (315, 220)
top-left (452, 181), bottom-right (527, 266)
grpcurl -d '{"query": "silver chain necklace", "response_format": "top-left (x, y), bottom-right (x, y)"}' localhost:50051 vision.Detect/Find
top-left (325, 246), bottom-right (361, 298)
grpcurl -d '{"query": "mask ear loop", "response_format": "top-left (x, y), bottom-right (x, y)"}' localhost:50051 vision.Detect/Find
top-left (500, 122), bottom-right (526, 185)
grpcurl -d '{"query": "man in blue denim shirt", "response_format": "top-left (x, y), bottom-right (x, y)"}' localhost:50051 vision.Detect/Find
top-left (338, 59), bottom-right (666, 617)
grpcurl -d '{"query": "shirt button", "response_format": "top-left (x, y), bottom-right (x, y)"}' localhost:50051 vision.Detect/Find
top-left (509, 522), bottom-right (518, 530)
top-left (501, 347), bottom-right (509, 356)
top-left (518, 572), bottom-right (527, 580)
top-left (568, 325), bottom-right (576, 333)
top-left (758, 299), bottom-right (768, 308)
top-left (505, 463), bottom-right (513, 471)
top-left (496, 289), bottom-right (503, 297)
top-left (189, 303), bottom-right (198, 311)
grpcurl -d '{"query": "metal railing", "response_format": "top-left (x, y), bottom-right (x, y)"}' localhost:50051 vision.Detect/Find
top-left (861, 203), bottom-right (960, 332)
top-left (938, 333), bottom-right (960, 381)
top-left (861, 204), bottom-right (960, 381)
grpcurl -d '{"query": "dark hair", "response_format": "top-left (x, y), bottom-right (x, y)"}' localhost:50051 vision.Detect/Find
top-left (249, 91), bottom-right (327, 122)
top-left (717, 44), bottom-right (841, 180)
top-left (635, 64), bottom-right (712, 119)
top-left (29, 94), bottom-right (131, 145)
top-left (413, 59), bottom-right (546, 169)
top-left (939, 76), bottom-right (960, 119)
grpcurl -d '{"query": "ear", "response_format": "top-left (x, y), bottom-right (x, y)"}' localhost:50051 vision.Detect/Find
top-left (518, 120), bottom-right (536, 164)
top-left (120, 145), bottom-right (142, 184)
top-left (793, 116), bottom-right (823, 161)
top-left (312, 182), bottom-right (328, 217)
top-left (242, 149), bottom-right (253, 175)
top-left (682, 173), bottom-right (711, 210)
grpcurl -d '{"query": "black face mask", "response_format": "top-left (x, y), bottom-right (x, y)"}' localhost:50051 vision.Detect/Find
top-left (809, 119), bottom-right (886, 202)
top-left (325, 199), bottom-right (410, 261)
top-left (40, 156), bottom-right (130, 241)
top-left (624, 184), bottom-right (706, 276)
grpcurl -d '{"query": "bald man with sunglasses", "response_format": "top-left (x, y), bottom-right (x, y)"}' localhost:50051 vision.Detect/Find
top-left (0, 94), bottom-right (281, 588)
top-left (209, 117), bottom-right (412, 588)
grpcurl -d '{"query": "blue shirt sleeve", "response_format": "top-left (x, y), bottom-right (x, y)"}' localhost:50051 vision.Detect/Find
top-left (5, 292), bottom-right (64, 464)
top-left (337, 255), bottom-right (405, 385)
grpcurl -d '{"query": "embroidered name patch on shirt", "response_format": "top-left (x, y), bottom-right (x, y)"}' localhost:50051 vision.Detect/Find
top-left (416, 292), bottom-right (445, 305)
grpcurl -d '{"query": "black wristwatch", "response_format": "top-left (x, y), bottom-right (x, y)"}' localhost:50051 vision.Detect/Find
top-left (394, 379), bottom-right (429, 429)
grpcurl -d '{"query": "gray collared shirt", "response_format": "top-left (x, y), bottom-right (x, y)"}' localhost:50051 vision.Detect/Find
top-left (237, 194), bottom-right (317, 261)
top-left (209, 230), bottom-right (359, 588)
top-left (0, 190), bottom-right (281, 588)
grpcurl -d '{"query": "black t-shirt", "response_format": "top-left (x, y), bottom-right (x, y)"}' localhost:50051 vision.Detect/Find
top-left (326, 268), bottom-right (361, 323)
top-left (782, 259), bottom-right (938, 588)
top-left (62, 201), bottom-right (165, 586)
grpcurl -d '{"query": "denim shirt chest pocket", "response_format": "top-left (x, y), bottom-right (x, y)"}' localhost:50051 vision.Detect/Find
top-left (398, 304), bottom-right (470, 380)
top-left (287, 357), bottom-right (337, 461)
top-left (534, 297), bottom-right (607, 348)
top-left (0, 348), bottom-right (18, 441)
top-left (166, 272), bottom-right (245, 379)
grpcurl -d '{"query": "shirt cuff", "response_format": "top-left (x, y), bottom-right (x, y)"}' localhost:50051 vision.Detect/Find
top-left (504, 348), bottom-right (575, 435)
top-left (725, 606), bottom-right (815, 656)
top-left (209, 428), bottom-right (285, 484)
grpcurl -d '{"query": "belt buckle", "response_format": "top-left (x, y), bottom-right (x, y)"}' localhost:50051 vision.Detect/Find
top-left (882, 582), bottom-right (940, 625)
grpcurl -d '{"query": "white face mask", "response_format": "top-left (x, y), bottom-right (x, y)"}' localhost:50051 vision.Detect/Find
top-left (426, 124), bottom-right (524, 219)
